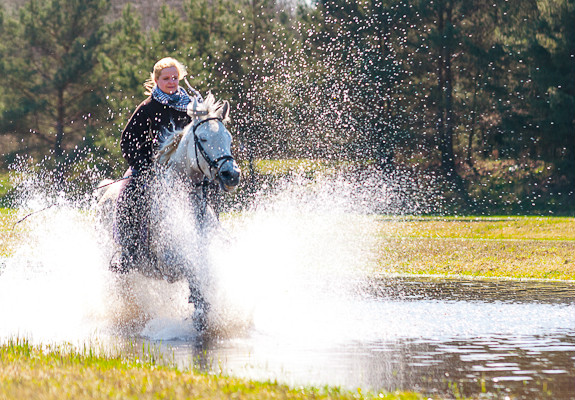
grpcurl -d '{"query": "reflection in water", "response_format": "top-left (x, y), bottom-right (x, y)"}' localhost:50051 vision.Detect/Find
top-left (362, 276), bottom-right (575, 304)
top-left (155, 277), bottom-right (574, 400)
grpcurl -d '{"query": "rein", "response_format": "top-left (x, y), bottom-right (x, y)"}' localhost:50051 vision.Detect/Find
top-left (12, 175), bottom-right (133, 229)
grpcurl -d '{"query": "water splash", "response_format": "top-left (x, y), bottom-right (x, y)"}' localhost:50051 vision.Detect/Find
top-left (0, 167), bottom-right (406, 345)
top-left (0, 201), bottom-right (111, 344)
top-left (208, 173), bottom-right (384, 338)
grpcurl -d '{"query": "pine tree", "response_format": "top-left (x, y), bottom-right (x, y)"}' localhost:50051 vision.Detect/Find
top-left (1, 0), bottom-right (112, 163)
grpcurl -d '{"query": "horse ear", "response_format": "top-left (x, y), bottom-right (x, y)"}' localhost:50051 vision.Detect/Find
top-left (187, 97), bottom-right (208, 118)
top-left (220, 100), bottom-right (230, 121)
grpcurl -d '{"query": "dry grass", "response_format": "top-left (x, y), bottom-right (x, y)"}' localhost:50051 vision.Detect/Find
top-left (375, 216), bottom-right (575, 280)
top-left (377, 237), bottom-right (575, 280)
top-left (389, 216), bottom-right (575, 240)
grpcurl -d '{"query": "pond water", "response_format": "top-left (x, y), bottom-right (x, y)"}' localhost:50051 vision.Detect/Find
top-left (147, 276), bottom-right (575, 400)
top-left (1, 202), bottom-right (573, 399)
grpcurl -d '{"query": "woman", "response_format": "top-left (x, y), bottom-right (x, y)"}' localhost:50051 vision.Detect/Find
top-left (115, 57), bottom-right (200, 272)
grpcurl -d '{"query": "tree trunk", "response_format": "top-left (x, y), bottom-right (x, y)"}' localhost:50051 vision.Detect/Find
top-left (438, 2), bottom-right (457, 175)
top-left (436, 2), bottom-right (446, 168)
top-left (436, 1), bottom-right (471, 208)
top-left (55, 89), bottom-right (65, 158)
top-left (466, 76), bottom-right (478, 167)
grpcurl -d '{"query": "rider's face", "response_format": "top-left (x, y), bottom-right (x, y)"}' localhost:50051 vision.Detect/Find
top-left (156, 66), bottom-right (180, 95)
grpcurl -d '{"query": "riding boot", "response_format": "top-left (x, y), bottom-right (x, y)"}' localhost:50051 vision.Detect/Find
top-left (114, 172), bottom-right (149, 273)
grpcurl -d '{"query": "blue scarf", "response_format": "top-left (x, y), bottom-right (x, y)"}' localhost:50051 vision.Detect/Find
top-left (152, 86), bottom-right (191, 112)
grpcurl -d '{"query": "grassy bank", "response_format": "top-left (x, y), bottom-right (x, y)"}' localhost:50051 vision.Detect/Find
top-left (375, 216), bottom-right (575, 280)
top-left (0, 340), bottom-right (423, 400)
top-left (0, 208), bottom-right (17, 257)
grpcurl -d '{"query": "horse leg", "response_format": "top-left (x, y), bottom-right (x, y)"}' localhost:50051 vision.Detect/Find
top-left (185, 190), bottom-right (218, 331)
top-left (186, 241), bottom-right (211, 331)
top-left (188, 273), bottom-right (210, 331)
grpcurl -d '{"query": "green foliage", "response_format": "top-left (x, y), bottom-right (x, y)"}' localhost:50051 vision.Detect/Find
top-left (1, 0), bottom-right (112, 165)
top-left (0, 0), bottom-right (572, 214)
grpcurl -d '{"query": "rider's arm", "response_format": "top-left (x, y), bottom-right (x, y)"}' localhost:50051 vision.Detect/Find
top-left (120, 101), bottom-right (154, 173)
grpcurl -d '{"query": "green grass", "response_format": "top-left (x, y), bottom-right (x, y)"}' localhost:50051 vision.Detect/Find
top-left (0, 172), bottom-right (15, 208)
top-left (0, 208), bottom-right (18, 257)
top-left (0, 173), bottom-right (11, 198)
top-left (0, 339), bottom-right (425, 400)
top-left (385, 215), bottom-right (575, 240)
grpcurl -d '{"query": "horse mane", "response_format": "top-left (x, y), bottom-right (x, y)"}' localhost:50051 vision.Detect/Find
top-left (155, 130), bottom-right (184, 165)
top-left (155, 93), bottom-right (227, 165)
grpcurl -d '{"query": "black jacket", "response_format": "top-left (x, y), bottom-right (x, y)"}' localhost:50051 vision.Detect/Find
top-left (120, 97), bottom-right (192, 172)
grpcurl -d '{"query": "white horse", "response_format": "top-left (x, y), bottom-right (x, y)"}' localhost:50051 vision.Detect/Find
top-left (96, 93), bottom-right (241, 330)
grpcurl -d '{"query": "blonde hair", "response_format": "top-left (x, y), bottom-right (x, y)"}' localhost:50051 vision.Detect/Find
top-left (144, 57), bottom-right (187, 95)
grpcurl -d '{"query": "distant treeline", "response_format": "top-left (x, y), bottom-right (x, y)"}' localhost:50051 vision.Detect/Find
top-left (0, 0), bottom-right (573, 214)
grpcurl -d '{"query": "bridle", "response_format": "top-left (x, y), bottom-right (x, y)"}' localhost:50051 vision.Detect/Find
top-left (191, 117), bottom-right (234, 183)
top-left (190, 116), bottom-right (235, 221)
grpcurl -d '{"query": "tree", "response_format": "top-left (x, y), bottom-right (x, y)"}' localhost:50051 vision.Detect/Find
top-left (293, 0), bottom-right (415, 169)
top-left (402, 0), bottom-right (513, 207)
top-left (92, 4), bottom-right (149, 172)
top-left (0, 0), bottom-right (112, 163)
top-left (500, 0), bottom-right (575, 209)
top-left (512, 0), bottom-right (573, 160)
top-left (213, 0), bottom-right (292, 166)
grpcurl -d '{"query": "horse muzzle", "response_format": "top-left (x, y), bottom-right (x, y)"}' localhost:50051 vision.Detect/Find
top-left (217, 159), bottom-right (241, 192)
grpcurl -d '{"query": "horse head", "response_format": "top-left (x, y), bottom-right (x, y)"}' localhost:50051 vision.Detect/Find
top-left (156, 93), bottom-right (241, 192)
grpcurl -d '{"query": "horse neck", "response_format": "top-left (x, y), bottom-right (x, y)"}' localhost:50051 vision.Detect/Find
top-left (170, 122), bottom-right (207, 185)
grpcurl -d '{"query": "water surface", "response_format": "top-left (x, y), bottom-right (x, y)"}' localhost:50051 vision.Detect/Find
top-left (153, 277), bottom-right (575, 400)
top-left (1, 201), bottom-right (573, 400)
